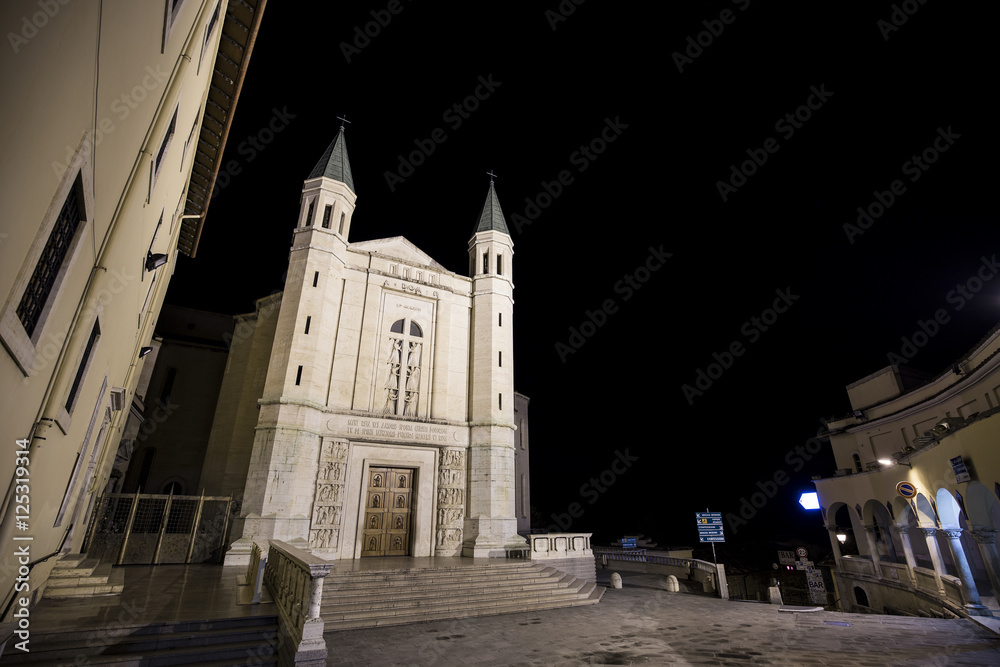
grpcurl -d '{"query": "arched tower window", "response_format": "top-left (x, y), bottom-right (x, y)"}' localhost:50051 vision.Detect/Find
top-left (382, 318), bottom-right (423, 416)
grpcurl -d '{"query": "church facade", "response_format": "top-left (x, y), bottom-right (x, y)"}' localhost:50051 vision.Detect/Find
top-left (201, 126), bottom-right (528, 563)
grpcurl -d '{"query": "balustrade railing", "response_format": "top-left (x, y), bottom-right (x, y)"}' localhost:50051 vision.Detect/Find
top-left (264, 540), bottom-right (332, 667)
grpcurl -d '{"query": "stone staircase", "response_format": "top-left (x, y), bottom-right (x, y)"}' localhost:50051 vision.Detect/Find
top-left (0, 615), bottom-right (280, 666)
top-left (42, 553), bottom-right (124, 599)
top-left (321, 560), bottom-right (604, 631)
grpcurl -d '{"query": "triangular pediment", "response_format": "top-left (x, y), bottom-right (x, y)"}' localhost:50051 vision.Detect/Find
top-left (349, 236), bottom-right (448, 271)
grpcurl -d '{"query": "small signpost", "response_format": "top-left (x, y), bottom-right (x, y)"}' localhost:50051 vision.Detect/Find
top-left (896, 481), bottom-right (917, 499)
top-left (804, 563), bottom-right (827, 605)
top-left (622, 537), bottom-right (637, 549)
top-left (777, 550), bottom-right (795, 566)
top-left (696, 509), bottom-right (724, 565)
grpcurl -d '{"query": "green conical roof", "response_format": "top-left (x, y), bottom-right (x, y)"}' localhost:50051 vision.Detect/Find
top-left (308, 125), bottom-right (354, 192)
top-left (472, 181), bottom-right (509, 236)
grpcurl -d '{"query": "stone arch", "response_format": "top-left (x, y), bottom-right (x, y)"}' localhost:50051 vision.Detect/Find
top-left (853, 585), bottom-right (870, 608)
top-left (965, 481), bottom-right (998, 528)
top-left (936, 488), bottom-right (963, 529)
top-left (914, 493), bottom-right (937, 527)
top-left (828, 501), bottom-right (859, 556)
top-left (863, 498), bottom-right (899, 562)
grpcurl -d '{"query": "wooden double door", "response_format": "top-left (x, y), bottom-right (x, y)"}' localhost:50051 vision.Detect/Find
top-left (360, 467), bottom-right (413, 557)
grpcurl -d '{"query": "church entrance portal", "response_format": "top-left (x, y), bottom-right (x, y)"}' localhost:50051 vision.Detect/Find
top-left (361, 467), bottom-right (414, 556)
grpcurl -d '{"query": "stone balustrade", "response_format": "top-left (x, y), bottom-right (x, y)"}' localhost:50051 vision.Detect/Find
top-left (592, 548), bottom-right (728, 599)
top-left (264, 540), bottom-right (332, 667)
top-left (529, 533), bottom-right (593, 559)
top-left (529, 533), bottom-right (595, 582)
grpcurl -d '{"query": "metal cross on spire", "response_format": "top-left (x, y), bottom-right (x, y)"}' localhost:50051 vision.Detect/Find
top-left (486, 170), bottom-right (497, 183)
top-left (337, 115), bottom-right (351, 130)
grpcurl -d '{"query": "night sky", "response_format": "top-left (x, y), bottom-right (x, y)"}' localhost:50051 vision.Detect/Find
top-left (164, 2), bottom-right (998, 553)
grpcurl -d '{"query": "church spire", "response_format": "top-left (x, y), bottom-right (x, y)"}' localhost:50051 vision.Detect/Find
top-left (472, 177), bottom-right (509, 236)
top-left (308, 118), bottom-right (355, 192)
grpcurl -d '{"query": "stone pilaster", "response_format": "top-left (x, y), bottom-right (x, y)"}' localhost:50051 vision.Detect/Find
top-left (941, 528), bottom-right (987, 614)
top-left (890, 524), bottom-right (918, 587)
top-left (919, 527), bottom-right (947, 595)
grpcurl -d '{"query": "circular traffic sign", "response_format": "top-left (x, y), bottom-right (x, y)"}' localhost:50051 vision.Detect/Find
top-left (896, 481), bottom-right (917, 498)
top-left (796, 547), bottom-right (808, 558)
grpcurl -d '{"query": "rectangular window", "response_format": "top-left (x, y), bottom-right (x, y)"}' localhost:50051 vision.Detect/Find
top-left (162, 0), bottom-right (189, 53)
top-left (200, 1), bottom-right (221, 69)
top-left (153, 106), bottom-right (178, 188)
top-left (499, 313), bottom-right (502, 327)
top-left (322, 204), bottom-right (332, 229)
top-left (499, 351), bottom-right (502, 367)
top-left (66, 319), bottom-right (101, 412)
top-left (497, 254), bottom-right (503, 276)
top-left (181, 109), bottom-right (200, 172)
top-left (483, 253), bottom-right (489, 274)
top-left (499, 393), bottom-right (502, 410)
top-left (339, 212), bottom-right (346, 234)
top-left (313, 271), bottom-right (319, 287)
top-left (295, 365), bottom-right (303, 386)
top-left (305, 201), bottom-right (314, 227)
top-left (17, 176), bottom-right (84, 338)
top-left (304, 316), bottom-right (311, 334)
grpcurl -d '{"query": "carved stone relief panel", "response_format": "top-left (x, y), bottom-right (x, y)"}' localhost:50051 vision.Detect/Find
top-left (310, 438), bottom-right (349, 550)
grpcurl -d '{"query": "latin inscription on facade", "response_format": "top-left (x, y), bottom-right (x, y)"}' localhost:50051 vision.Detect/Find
top-left (345, 418), bottom-right (450, 443)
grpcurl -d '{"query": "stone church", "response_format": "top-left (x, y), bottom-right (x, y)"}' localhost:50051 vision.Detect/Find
top-left (199, 124), bottom-right (529, 564)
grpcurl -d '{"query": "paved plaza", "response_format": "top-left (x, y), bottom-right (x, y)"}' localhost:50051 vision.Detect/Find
top-left (327, 571), bottom-right (1000, 666)
top-left (16, 565), bottom-right (1000, 665)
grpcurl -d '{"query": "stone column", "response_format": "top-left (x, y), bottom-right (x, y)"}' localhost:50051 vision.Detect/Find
top-left (824, 524), bottom-right (844, 570)
top-left (970, 528), bottom-right (1000, 605)
top-left (919, 527), bottom-right (947, 596)
top-left (890, 524), bottom-right (918, 587)
top-left (942, 528), bottom-right (987, 614)
top-left (862, 523), bottom-right (883, 576)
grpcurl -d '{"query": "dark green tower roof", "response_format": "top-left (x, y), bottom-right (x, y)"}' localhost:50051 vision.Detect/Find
top-left (308, 124), bottom-right (355, 192)
top-left (472, 180), bottom-right (509, 236)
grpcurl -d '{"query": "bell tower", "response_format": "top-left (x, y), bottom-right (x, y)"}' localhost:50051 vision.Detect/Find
top-left (225, 120), bottom-right (357, 562)
top-left (463, 176), bottom-right (526, 557)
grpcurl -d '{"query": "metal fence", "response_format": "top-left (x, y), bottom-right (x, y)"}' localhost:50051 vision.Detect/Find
top-left (83, 491), bottom-right (232, 565)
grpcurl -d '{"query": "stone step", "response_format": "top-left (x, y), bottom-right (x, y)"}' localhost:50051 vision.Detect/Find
top-left (325, 584), bottom-right (605, 631)
top-left (49, 554), bottom-right (94, 576)
top-left (324, 579), bottom-right (591, 617)
top-left (0, 616), bottom-right (279, 666)
top-left (322, 568), bottom-right (567, 593)
top-left (325, 577), bottom-right (570, 603)
top-left (43, 564), bottom-right (124, 598)
top-left (323, 562), bottom-right (543, 582)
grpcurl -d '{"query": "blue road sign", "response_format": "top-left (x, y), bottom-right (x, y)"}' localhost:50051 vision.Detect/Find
top-left (696, 511), bottom-right (725, 543)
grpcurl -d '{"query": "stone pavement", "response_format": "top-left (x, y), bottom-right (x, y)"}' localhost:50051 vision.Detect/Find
top-left (324, 570), bottom-right (1000, 666)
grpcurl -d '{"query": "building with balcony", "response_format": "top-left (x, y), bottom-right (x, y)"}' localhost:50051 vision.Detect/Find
top-left (814, 326), bottom-right (1000, 618)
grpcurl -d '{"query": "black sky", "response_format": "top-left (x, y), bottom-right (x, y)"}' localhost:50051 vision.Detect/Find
top-left (165, 2), bottom-right (998, 550)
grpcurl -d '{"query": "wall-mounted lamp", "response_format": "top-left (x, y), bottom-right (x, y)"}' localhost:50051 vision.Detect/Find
top-left (145, 252), bottom-right (168, 272)
top-left (836, 532), bottom-right (847, 544)
top-left (852, 409), bottom-right (865, 420)
top-left (878, 458), bottom-right (912, 468)
top-left (139, 346), bottom-right (154, 358)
